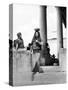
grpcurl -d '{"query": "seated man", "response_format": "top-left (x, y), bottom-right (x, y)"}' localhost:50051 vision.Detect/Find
top-left (14, 32), bottom-right (24, 49)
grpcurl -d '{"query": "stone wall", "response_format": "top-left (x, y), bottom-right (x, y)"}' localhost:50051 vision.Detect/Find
top-left (13, 49), bottom-right (40, 86)
top-left (13, 49), bottom-right (32, 85)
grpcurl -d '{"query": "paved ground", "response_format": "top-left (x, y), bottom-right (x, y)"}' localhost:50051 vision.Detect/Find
top-left (33, 71), bottom-right (66, 84)
top-left (13, 71), bottom-right (66, 86)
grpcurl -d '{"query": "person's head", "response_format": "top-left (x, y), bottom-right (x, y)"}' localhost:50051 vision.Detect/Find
top-left (34, 28), bottom-right (40, 38)
top-left (17, 32), bottom-right (22, 39)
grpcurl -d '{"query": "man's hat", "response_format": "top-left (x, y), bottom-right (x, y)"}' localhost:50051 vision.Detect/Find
top-left (34, 28), bottom-right (40, 32)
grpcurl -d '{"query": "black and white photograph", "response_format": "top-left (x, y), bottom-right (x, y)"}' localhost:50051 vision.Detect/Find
top-left (9, 3), bottom-right (67, 86)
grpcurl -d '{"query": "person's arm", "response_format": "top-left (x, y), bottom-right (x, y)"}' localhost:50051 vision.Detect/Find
top-left (22, 39), bottom-right (24, 48)
top-left (36, 39), bottom-right (43, 45)
top-left (30, 45), bottom-right (33, 54)
top-left (16, 43), bottom-right (18, 50)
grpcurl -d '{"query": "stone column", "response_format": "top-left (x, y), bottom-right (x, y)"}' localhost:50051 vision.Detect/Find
top-left (40, 6), bottom-right (47, 45)
top-left (40, 6), bottom-right (50, 65)
top-left (56, 7), bottom-right (63, 58)
top-left (56, 7), bottom-right (65, 69)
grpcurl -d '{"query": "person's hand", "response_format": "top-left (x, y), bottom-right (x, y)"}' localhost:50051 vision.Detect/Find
top-left (36, 40), bottom-right (38, 42)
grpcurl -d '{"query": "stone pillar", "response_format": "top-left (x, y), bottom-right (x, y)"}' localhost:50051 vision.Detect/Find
top-left (40, 6), bottom-right (47, 45)
top-left (40, 6), bottom-right (50, 65)
top-left (56, 7), bottom-right (63, 58)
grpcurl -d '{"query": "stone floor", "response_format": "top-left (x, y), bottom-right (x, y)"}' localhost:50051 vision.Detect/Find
top-left (33, 71), bottom-right (66, 84)
top-left (13, 71), bottom-right (66, 86)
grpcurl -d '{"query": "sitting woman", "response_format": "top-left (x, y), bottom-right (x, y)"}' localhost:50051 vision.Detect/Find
top-left (14, 32), bottom-right (24, 49)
